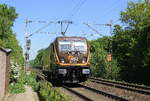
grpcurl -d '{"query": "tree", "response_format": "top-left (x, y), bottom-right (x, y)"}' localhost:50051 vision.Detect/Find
top-left (0, 4), bottom-right (18, 44)
top-left (112, 0), bottom-right (150, 85)
top-left (121, 0), bottom-right (150, 30)
top-left (0, 4), bottom-right (23, 64)
top-left (90, 37), bottom-right (120, 80)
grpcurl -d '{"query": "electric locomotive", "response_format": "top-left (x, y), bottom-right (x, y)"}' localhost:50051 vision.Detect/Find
top-left (49, 36), bottom-right (90, 83)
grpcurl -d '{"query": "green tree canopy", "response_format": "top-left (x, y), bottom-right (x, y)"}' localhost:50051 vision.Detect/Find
top-left (0, 4), bottom-right (23, 64)
top-left (113, 0), bottom-right (150, 85)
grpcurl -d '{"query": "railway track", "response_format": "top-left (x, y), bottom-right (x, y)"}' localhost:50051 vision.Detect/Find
top-left (62, 85), bottom-right (93, 101)
top-left (31, 69), bottom-right (150, 101)
top-left (61, 83), bottom-right (129, 101)
top-left (89, 77), bottom-right (150, 95)
top-left (33, 70), bottom-right (127, 101)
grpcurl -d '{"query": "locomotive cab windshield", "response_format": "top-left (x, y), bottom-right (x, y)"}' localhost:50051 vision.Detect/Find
top-left (58, 40), bottom-right (87, 54)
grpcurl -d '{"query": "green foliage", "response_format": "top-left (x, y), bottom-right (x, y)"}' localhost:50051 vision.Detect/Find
top-left (121, 0), bottom-right (150, 30)
top-left (30, 45), bottom-right (53, 71)
top-left (9, 61), bottom-right (39, 93)
top-left (31, 49), bottom-right (47, 68)
top-left (9, 71), bottom-right (39, 94)
top-left (9, 83), bottom-right (25, 94)
top-left (6, 33), bottom-right (24, 64)
top-left (90, 37), bottom-right (120, 80)
top-left (39, 81), bottom-right (71, 101)
top-left (10, 62), bottom-right (21, 83)
top-left (0, 4), bottom-right (17, 42)
top-left (18, 72), bottom-right (39, 91)
top-left (0, 4), bottom-right (24, 64)
top-left (112, 0), bottom-right (150, 85)
top-left (9, 62), bottom-right (26, 94)
top-left (25, 73), bottom-right (39, 91)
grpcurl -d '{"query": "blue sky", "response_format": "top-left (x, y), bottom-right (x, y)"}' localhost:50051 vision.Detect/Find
top-left (0, 0), bottom-right (139, 60)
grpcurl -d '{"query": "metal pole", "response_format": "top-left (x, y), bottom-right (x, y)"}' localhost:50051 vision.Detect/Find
top-left (24, 19), bottom-right (32, 71)
top-left (24, 19), bottom-right (28, 72)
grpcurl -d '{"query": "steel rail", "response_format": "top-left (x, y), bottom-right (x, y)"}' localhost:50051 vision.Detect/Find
top-left (90, 77), bottom-right (150, 90)
top-left (78, 84), bottom-right (129, 101)
top-left (62, 85), bottom-right (93, 101)
top-left (89, 78), bottom-right (150, 95)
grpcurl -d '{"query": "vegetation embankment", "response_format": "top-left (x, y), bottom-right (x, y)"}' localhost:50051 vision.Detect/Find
top-left (31, 0), bottom-right (150, 86)
top-left (0, 3), bottom-right (25, 93)
top-left (0, 4), bottom-right (23, 93)
top-left (10, 66), bottom-right (71, 101)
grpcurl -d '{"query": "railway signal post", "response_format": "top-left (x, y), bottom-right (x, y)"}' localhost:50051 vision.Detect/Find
top-left (24, 19), bottom-right (33, 71)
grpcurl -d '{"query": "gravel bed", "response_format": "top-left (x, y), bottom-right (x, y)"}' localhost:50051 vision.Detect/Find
top-left (59, 87), bottom-right (84, 101)
top-left (59, 86), bottom-right (115, 101)
top-left (71, 87), bottom-right (114, 101)
top-left (83, 81), bottom-right (150, 101)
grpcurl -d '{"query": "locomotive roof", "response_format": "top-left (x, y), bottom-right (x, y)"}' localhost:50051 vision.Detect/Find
top-left (56, 36), bottom-right (87, 41)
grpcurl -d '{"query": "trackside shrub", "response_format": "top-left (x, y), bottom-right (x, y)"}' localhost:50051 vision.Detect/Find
top-left (18, 71), bottom-right (39, 91)
top-left (9, 62), bottom-right (39, 94)
top-left (9, 62), bottom-right (26, 94)
top-left (9, 83), bottom-right (25, 94)
top-left (39, 81), bottom-right (71, 101)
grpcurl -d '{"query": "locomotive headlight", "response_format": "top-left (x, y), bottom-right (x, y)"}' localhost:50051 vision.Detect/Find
top-left (61, 59), bottom-right (65, 63)
top-left (82, 69), bottom-right (90, 74)
top-left (82, 60), bottom-right (86, 63)
top-left (60, 57), bottom-right (65, 63)
top-left (82, 57), bottom-right (87, 64)
top-left (58, 69), bottom-right (67, 74)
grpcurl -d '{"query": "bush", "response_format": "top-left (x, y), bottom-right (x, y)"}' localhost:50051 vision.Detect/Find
top-left (9, 63), bottom-right (39, 94)
top-left (10, 62), bottom-right (21, 83)
top-left (18, 71), bottom-right (39, 91)
top-left (25, 73), bottom-right (39, 91)
top-left (9, 62), bottom-right (25, 94)
top-left (90, 38), bottom-right (120, 80)
top-left (9, 83), bottom-right (25, 94)
top-left (39, 81), bottom-right (71, 101)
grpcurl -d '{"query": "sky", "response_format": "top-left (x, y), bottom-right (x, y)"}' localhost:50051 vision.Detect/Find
top-left (0, 0), bottom-right (139, 60)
